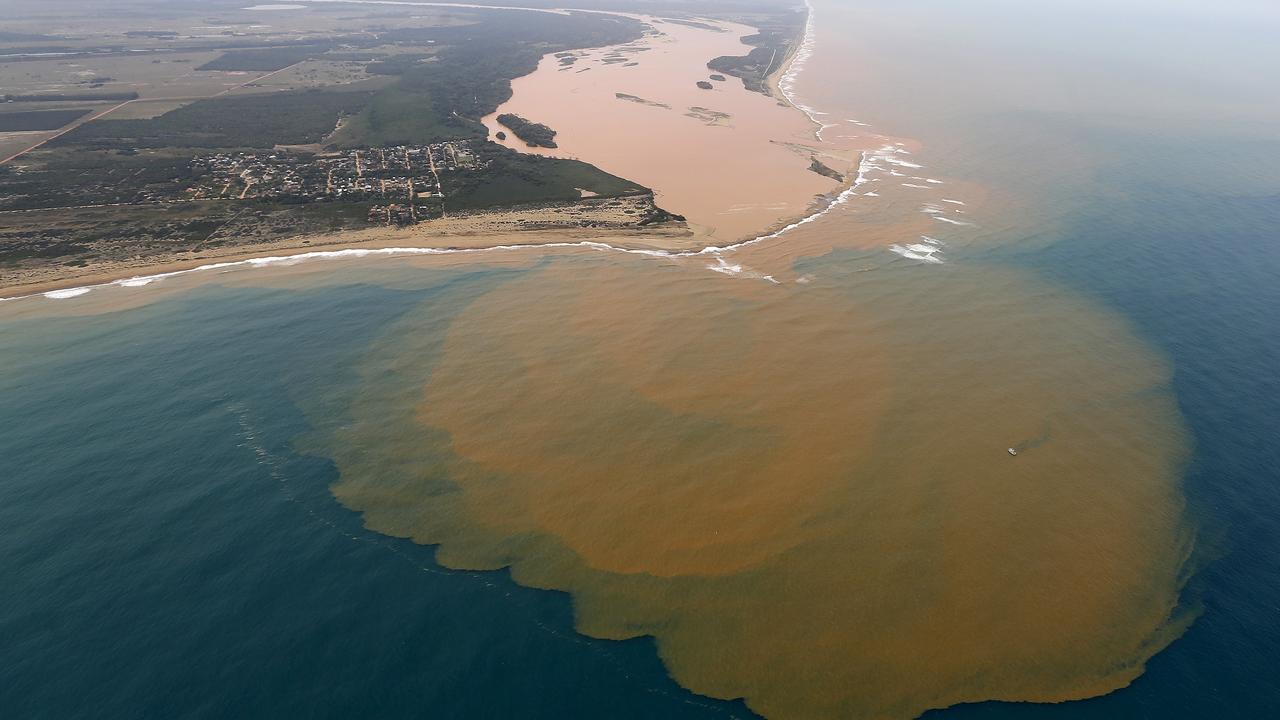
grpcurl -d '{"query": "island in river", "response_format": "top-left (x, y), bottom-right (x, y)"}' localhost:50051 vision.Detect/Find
top-left (8, 2), bottom-right (1271, 720)
top-left (0, 0), bottom-right (814, 298)
top-left (496, 112), bottom-right (559, 148)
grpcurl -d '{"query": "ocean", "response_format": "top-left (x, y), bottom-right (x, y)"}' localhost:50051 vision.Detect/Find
top-left (3, 0), bottom-right (1279, 718)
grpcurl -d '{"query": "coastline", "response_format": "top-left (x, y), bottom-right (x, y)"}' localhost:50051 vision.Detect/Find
top-left (477, 7), bottom-right (837, 245)
top-left (2, 1), bottom-right (843, 304)
top-left (0, 220), bottom-right (697, 302)
top-left (767, 0), bottom-right (827, 140)
top-left (763, 46), bottom-right (797, 104)
top-left (763, 1), bottom-right (810, 102)
top-left (0, 143), bottom-right (873, 303)
top-left (4, 3), bottom-right (1240, 718)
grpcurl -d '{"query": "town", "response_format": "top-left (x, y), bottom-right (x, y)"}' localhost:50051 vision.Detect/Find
top-left (187, 141), bottom-right (483, 224)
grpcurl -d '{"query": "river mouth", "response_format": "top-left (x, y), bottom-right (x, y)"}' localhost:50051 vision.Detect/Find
top-left (0, 3), bottom-right (1212, 718)
top-left (317, 249), bottom-right (1196, 719)
top-left (481, 14), bottom-right (846, 245)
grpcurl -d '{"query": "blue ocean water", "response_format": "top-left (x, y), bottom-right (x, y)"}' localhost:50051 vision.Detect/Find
top-left (4, 163), bottom-right (1277, 718)
top-left (947, 147), bottom-right (1280, 719)
top-left (790, 0), bottom-right (1280, 709)
top-left (0, 274), bottom-right (749, 719)
top-left (4, 1), bottom-right (1280, 717)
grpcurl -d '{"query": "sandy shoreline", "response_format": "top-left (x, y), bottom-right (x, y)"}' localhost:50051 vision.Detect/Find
top-left (0, 147), bottom-right (871, 302)
top-left (2, 2), bottom-right (833, 303)
top-left (478, 8), bottom-right (839, 245)
top-left (765, 0), bottom-right (825, 143)
top-left (764, 4), bottom-right (808, 102)
top-left (0, 218), bottom-right (698, 301)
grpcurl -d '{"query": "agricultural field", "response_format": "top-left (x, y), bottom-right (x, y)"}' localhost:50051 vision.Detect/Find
top-left (0, 1), bottom-right (682, 276)
top-left (0, 109), bottom-right (91, 132)
top-left (0, 52), bottom-right (230, 100)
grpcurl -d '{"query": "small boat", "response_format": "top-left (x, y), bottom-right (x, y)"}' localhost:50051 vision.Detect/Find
top-left (1007, 448), bottom-right (1018, 456)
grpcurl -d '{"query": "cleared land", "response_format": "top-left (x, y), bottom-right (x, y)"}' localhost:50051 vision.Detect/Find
top-left (0, 0), bottom-right (800, 294)
top-left (0, 109), bottom-right (91, 131)
top-left (0, 2), bottom-right (700, 291)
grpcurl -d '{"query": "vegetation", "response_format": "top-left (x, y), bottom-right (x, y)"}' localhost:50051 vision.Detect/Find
top-left (0, 149), bottom-right (207, 211)
top-left (809, 157), bottom-right (844, 182)
top-left (336, 10), bottom-right (643, 148)
top-left (55, 89), bottom-right (373, 149)
top-left (0, 200), bottom-right (370, 268)
top-left (707, 7), bottom-right (806, 95)
top-left (447, 143), bottom-right (644, 209)
top-left (496, 113), bottom-right (557, 148)
top-left (0, 6), bottom-right (685, 276)
top-left (0, 109), bottom-right (90, 132)
top-left (0, 31), bottom-right (59, 42)
top-left (333, 86), bottom-right (479, 148)
top-left (198, 46), bottom-right (324, 72)
top-left (658, 18), bottom-right (721, 31)
top-left (0, 45), bottom-right (86, 57)
top-left (3, 92), bottom-right (138, 102)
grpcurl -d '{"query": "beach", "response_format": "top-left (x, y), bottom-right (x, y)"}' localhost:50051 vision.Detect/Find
top-left (1, 5), bottom-right (845, 302)
top-left (11, 1), bottom-right (1280, 719)
top-left (480, 11), bottom-right (845, 244)
top-left (0, 221), bottom-right (701, 302)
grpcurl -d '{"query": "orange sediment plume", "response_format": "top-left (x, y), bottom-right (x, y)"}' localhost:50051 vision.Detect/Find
top-left (3, 6), bottom-right (1200, 718)
top-left (321, 254), bottom-right (1197, 719)
top-left (480, 15), bottom-right (847, 245)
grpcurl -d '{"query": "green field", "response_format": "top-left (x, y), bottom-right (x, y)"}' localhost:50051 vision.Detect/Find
top-left (56, 89), bottom-right (374, 149)
top-left (198, 46), bottom-right (325, 72)
top-left (0, 2), bottom-right (700, 276)
top-left (0, 108), bottom-right (90, 131)
top-left (447, 144), bottom-right (646, 210)
top-left (333, 86), bottom-right (481, 148)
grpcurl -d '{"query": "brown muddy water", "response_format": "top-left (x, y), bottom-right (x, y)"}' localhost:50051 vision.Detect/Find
top-left (322, 2), bottom-right (1198, 717)
top-left (481, 15), bottom-right (843, 244)
top-left (2, 1), bottom-right (1204, 718)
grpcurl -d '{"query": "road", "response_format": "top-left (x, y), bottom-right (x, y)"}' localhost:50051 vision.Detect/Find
top-left (0, 61), bottom-right (307, 167)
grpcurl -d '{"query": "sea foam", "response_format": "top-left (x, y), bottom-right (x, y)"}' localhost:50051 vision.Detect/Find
top-left (4, 3), bottom-right (966, 301)
top-left (43, 287), bottom-right (91, 299)
top-left (889, 243), bottom-right (944, 263)
top-left (777, 0), bottom-right (833, 140)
